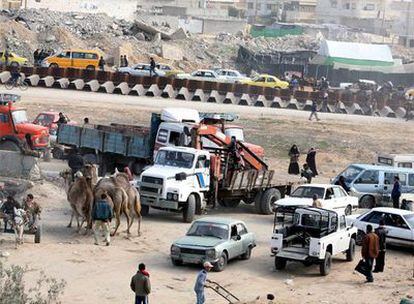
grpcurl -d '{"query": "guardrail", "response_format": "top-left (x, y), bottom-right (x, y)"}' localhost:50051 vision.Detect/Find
top-left (0, 66), bottom-right (410, 118)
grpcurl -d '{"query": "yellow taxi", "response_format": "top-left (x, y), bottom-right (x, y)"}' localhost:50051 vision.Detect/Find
top-left (41, 49), bottom-right (102, 70)
top-left (239, 74), bottom-right (289, 89)
top-left (157, 63), bottom-right (184, 78)
top-left (0, 51), bottom-right (28, 66)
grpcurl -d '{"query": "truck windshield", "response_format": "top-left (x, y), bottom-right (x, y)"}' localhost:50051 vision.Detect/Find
top-left (337, 165), bottom-right (363, 184)
top-left (187, 222), bottom-right (229, 239)
top-left (290, 186), bottom-right (325, 198)
top-left (12, 110), bottom-right (28, 124)
top-left (155, 150), bottom-right (194, 168)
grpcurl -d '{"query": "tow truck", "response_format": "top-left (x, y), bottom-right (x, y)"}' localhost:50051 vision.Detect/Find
top-left (0, 94), bottom-right (49, 154)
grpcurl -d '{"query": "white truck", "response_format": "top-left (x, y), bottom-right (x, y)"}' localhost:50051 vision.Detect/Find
top-left (270, 206), bottom-right (357, 276)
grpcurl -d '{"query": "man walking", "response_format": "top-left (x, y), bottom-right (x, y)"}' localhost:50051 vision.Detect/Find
top-left (98, 56), bottom-right (105, 71)
top-left (391, 176), bottom-right (401, 209)
top-left (194, 261), bottom-right (213, 304)
top-left (361, 224), bottom-right (379, 283)
top-left (309, 100), bottom-right (320, 121)
top-left (23, 193), bottom-right (41, 230)
top-left (92, 193), bottom-right (112, 246)
top-left (374, 219), bottom-right (387, 273)
top-left (130, 263), bottom-right (151, 304)
top-left (149, 57), bottom-right (157, 77)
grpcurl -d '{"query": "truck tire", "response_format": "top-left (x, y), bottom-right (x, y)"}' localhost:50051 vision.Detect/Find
top-left (359, 195), bottom-right (375, 209)
top-left (52, 147), bottom-right (64, 159)
top-left (345, 205), bottom-right (352, 216)
top-left (319, 252), bottom-right (332, 276)
top-left (346, 238), bottom-right (356, 261)
top-left (171, 258), bottom-right (183, 266)
top-left (259, 188), bottom-right (281, 215)
top-left (183, 194), bottom-right (196, 223)
top-left (34, 225), bottom-right (42, 244)
top-left (0, 140), bottom-right (21, 152)
top-left (274, 257), bottom-right (287, 270)
top-left (240, 246), bottom-right (252, 260)
top-left (213, 252), bottom-right (227, 272)
top-left (141, 205), bottom-right (149, 216)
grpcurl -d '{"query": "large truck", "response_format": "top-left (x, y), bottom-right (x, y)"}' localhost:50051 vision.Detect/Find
top-left (0, 94), bottom-right (49, 154)
top-left (56, 108), bottom-right (263, 176)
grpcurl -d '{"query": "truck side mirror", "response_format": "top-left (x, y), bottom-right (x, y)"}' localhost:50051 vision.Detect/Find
top-left (175, 172), bottom-right (187, 181)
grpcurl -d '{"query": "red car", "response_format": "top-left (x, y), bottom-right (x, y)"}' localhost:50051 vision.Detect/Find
top-left (33, 111), bottom-right (76, 138)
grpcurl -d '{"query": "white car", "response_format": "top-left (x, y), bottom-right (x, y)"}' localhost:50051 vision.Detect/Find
top-left (348, 207), bottom-right (414, 248)
top-left (118, 63), bottom-right (166, 77)
top-left (216, 69), bottom-right (249, 83)
top-left (175, 69), bottom-right (225, 82)
top-left (275, 184), bottom-right (358, 215)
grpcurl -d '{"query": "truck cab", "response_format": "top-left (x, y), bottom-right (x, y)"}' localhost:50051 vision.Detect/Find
top-left (0, 94), bottom-right (49, 152)
top-left (139, 146), bottom-right (211, 222)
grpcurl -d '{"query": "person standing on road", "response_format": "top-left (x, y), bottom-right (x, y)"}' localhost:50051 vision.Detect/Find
top-left (33, 49), bottom-right (39, 66)
top-left (300, 163), bottom-right (313, 184)
top-left (149, 57), bottom-right (157, 77)
top-left (130, 263), bottom-right (151, 304)
top-left (98, 56), bottom-right (105, 71)
top-left (194, 261), bottom-right (213, 304)
top-left (68, 151), bottom-right (85, 180)
top-left (124, 55), bottom-right (129, 67)
top-left (361, 224), bottom-right (379, 283)
top-left (391, 176), bottom-right (401, 209)
top-left (120, 55), bottom-right (125, 67)
top-left (23, 193), bottom-right (41, 230)
top-left (92, 193), bottom-right (112, 246)
top-left (309, 100), bottom-right (320, 121)
top-left (0, 196), bottom-right (21, 231)
top-left (306, 148), bottom-right (318, 177)
top-left (374, 219), bottom-right (387, 273)
top-left (288, 145), bottom-right (300, 175)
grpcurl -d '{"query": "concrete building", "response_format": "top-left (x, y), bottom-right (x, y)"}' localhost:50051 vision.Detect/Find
top-left (282, 0), bottom-right (317, 23)
top-left (390, 0), bottom-right (414, 48)
top-left (245, 0), bottom-right (281, 22)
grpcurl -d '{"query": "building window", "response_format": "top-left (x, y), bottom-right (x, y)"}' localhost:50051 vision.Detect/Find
top-left (343, 2), bottom-right (350, 9)
top-left (351, 2), bottom-right (356, 9)
top-left (365, 3), bottom-right (375, 10)
top-left (267, 4), bottom-right (272, 10)
top-left (330, 0), bottom-right (337, 8)
top-left (247, 2), bottom-right (254, 9)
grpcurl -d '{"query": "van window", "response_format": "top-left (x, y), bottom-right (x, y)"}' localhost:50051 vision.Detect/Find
top-left (355, 170), bottom-right (379, 184)
top-left (72, 52), bottom-right (85, 59)
top-left (168, 131), bottom-right (181, 145)
top-left (409, 174), bottom-right (414, 186)
top-left (85, 53), bottom-right (98, 59)
top-left (385, 172), bottom-right (407, 185)
top-left (398, 162), bottom-right (413, 168)
top-left (157, 129), bottom-right (168, 143)
top-left (57, 51), bottom-right (71, 58)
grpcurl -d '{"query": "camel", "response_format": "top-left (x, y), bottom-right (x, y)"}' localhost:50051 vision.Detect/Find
top-left (61, 170), bottom-right (94, 233)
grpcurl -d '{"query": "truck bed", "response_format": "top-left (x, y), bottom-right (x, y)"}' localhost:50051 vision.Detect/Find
top-left (227, 170), bottom-right (300, 191)
top-left (277, 245), bottom-right (309, 261)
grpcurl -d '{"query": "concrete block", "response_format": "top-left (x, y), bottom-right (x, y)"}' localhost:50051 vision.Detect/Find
top-left (192, 89), bottom-right (206, 102)
top-left (130, 84), bottom-right (146, 96)
top-left (146, 84), bottom-right (161, 97)
top-left (347, 103), bottom-right (364, 115)
top-left (100, 81), bottom-right (115, 94)
top-left (70, 79), bottom-right (85, 90)
top-left (271, 97), bottom-right (285, 108)
top-left (395, 107), bottom-right (406, 119)
top-left (254, 95), bottom-right (271, 107)
top-left (207, 90), bottom-right (224, 103)
top-left (40, 76), bottom-right (54, 87)
top-left (114, 82), bottom-right (130, 95)
top-left (0, 71), bottom-right (10, 83)
top-left (161, 84), bottom-right (176, 99)
top-left (27, 74), bottom-right (40, 86)
top-left (85, 80), bottom-right (100, 92)
top-left (286, 99), bottom-right (300, 110)
top-left (176, 87), bottom-right (191, 101)
top-left (56, 78), bottom-right (69, 89)
top-left (0, 151), bottom-right (40, 179)
top-left (379, 106), bottom-right (396, 118)
top-left (302, 100), bottom-right (313, 111)
top-left (238, 94), bottom-right (253, 106)
top-left (223, 92), bottom-right (237, 104)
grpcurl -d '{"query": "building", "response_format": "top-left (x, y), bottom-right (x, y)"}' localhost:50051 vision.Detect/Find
top-left (245, 0), bottom-right (281, 22)
top-left (390, 0), bottom-right (414, 48)
top-left (282, 0), bottom-right (317, 23)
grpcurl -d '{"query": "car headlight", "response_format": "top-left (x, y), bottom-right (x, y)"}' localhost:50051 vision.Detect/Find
top-left (206, 249), bottom-right (216, 259)
top-left (171, 245), bottom-right (180, 255)
top-left (167, 192), bottom-right (178, 201)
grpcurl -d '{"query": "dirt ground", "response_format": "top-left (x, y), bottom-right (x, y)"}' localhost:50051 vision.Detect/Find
top-left (1, 87), bottom-right (414, 304)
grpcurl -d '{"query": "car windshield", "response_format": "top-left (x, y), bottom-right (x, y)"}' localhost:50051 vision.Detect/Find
top-left (187, 222), bottom-right (229, 239)
top-left (290, 186), bottom-right (325, 198)
top-left (36, 114), bottom-right (54, 125)
top-left (155, 150), bottom-right (194, 169)
top-left (403, 214), bottom-right (414, 228)
top-left (338, 165), bottom-right (363, 183)
top-left (12, 110), bottom-right (28, 124)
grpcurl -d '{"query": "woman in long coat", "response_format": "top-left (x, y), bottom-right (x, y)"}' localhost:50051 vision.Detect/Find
top-left (306, 148), bottom-right (318, 176)
top-left (288, 145), bottom-right (300, 175)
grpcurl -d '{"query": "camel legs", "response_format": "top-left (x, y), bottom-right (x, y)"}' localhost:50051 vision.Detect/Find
top-left (67, 211), bottom-right (74, 228)
top-left (111, 203), bottom-right (122, 237)
top-left (123, 203), bottom-right (132, 235)
top-left (137, 215), bottom-right (142, 236)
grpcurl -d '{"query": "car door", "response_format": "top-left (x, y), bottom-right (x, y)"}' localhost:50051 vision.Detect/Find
top-left (254, 77), bottom-right (266, 86)
top-left (227, 224), bottom-right (243, 259)
top-left (322, 187), bottom-right (335, 209)
top-left (194, 155), bottom-right (210, 191)
top-left (333, 186), bottom-right (346, 209)
top-left (383, 213), bottom-right (413, 246)
top-left (337, 215), bottom-right (350, 252)
top-left (236, 223), bottom-right (250, 253)
top-left (352, 169), bottom-right (380, 195)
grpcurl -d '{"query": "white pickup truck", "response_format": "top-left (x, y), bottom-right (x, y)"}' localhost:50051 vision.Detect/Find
top-left (270, 206), bottom-right (358, 276)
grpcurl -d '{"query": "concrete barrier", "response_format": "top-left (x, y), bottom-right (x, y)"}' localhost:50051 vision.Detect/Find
top-left (56, 78), bottom-right (69, 89)
top-left (286, 99), bottom-right (300, 110)
top-left (395, 107), bottom-right (407, 119)
top-left (114, 82), bottom-right (130, 95)
top-left (271, 97), bottom-right (286, 108)
top-left (27, 74), bottom-right (40, 86)
top-left (254, 95), bottom-right (271, 107)
top-left (70, 79), bottom-right (85, 90)
top-left (238, 94), bottom-right (253, 106)
top-left (379, 106), bottom-right (396, 118)
top-left (131, 84), bottom-right (146, 96)
top-left (161, 84), bottom-right (176, 99)
top-left (192, 89), bottom-right (206, 102)
top-left (100, 81), bottom-right (115, 94)
top-left (223, 92), bottom-right (237, 104)
top-left (0, 151), bottom-right (40, 180)
top-left (39, 76), bottom-right (54, 87)
top-left (85, 80), bottom-right (100, 92)
top-left (302, 100), bottom-right (313, 111)
top-left (146, 84), bottom-right (161, 97)
top-left (347, 103), bottom-right (364, 115)
top-left (176, 87), bottom-right (191, 101)
top-left (0, 71), bottom-right (10, 83)
top-left (207, 90), bottom-right (224, 103)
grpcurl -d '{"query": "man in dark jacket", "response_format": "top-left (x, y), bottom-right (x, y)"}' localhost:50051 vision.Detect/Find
top-left (68, 151), bottom-right (85, 181)
top-left (98, 56), bottom-right (105, 71)
top-left (130, 263), bottom-right (151, 304)
top-left (374, 219), bottom-right (387, 273)
top-left (92, 193), bottom-right (113, 246)
top-left (1, 196), bottom-right (21, 231)
top-left (361, 224), bottom-right (379, 283)
top-left (391, 176), bottom-right (401, 208)
top-left (149, 57), bottom-right (157, 77)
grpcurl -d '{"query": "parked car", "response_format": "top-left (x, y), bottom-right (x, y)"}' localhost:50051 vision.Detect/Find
top-left (274, 184), bottom-right (358, 215)
top-left (170, 217), bottom-right (256, 271)
top-left (332, 164), bottom-right (414, 209)
top-left (0, 51), bottom-right (28, 67)
top-left (175, 69), bottom-right (225, 82)
top-left (348, 207), bottom-right (414, 248)
top-left (118, 63), bottom-right (166, 77)
top-left (156, 63), bottom-right (184, 77)
top-left (33, 111), bottom-right (76, 141)
top-left (401, 189), bottom-right (414, 210)
top-left (239, 74), bottom-right (289, 89)
top-left (41, 49), bottom-right (102, 70)
top-left (270, 206), bottom-right (357, 276)
top-left (215, 69), bottom-right (249, 83)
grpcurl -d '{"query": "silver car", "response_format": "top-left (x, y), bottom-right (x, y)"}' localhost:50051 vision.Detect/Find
top-left (118, 63), bottom-right (165, 77)
top-left (170, 217), bottom-right (256, 271)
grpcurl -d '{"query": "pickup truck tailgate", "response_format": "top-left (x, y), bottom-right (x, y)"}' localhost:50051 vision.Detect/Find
top-left (277, 246), bottom-right (308, 261)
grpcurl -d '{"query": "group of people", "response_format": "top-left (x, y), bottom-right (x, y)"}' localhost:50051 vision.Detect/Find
top-left (33, 49), bottom-right (54, 66)
top-left (120, 55), bottom-right (129, 67)
top-left (288, 145), bottom-right (318, 183)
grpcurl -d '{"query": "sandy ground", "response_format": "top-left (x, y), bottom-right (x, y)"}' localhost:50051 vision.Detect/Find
top-left (1, 87), bottom-right (413, 304)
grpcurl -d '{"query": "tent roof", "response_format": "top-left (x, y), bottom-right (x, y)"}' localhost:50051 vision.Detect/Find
top-left (318, 40), bottom-right (394, 63)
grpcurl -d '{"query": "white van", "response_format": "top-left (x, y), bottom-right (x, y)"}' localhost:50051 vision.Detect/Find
top-left (332, 164), bottom-right (414, 208)
top-left (376, 153), bottom-right (414, 168)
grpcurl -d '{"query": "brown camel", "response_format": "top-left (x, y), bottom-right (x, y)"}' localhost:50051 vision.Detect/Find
top-left (61, 170), bottom-right (94, 233)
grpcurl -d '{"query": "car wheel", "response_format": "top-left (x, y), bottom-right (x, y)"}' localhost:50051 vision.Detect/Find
top-left (359, 195), bottom-right (375, 209)
top-left (183, 194), bottom-right (196, 223)
top-left (345, 205), bottom-right (352, 216)
top-left (49, 63), bottom-right (58, 69)
top-left (241, 246), bottom-right (252, 260)
top-left (259, 188), bottom-right (281, 215)
top-left (141, 205), bottom-right (149, 216)
top-left (171, 258), bottom-right (183, 266)
top-left (319, 252), bottom-right (332, 276)
top-left (10, 61), bottom-right (19, 67)
top-left (0, 140), bottom-right (21, 152)
top-left (356, 229), bottom-right (365, 246)
top-left (274, 257), bottom-right (287, 270)
top-left (213, 252), bottom-right (227, 272)
top-left (86, 65), bottom-right (95, 71)
top-left (346, 238), bottom-right (356, 261)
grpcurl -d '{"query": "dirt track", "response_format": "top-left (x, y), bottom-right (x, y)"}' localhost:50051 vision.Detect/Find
top-left (1, 87), bottom-right (413, 304)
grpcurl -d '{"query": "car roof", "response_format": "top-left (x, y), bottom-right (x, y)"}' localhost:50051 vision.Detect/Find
top-left (369, 207), bottom-right (414, 216)
top-left (296, 184), bottom-right (337, 188)
top-left (347, 163), bottom-right (414, 173)
top-left (194, 217), bottom-right (242, 225)
top-left (195, 69), bottom-right (216, 73)
top-left (37, 111), bottom-right (59, 116)
top-left (159, 146), bottom-right (203, 154)
top-left (62, 49), bottom-right (100, 53)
